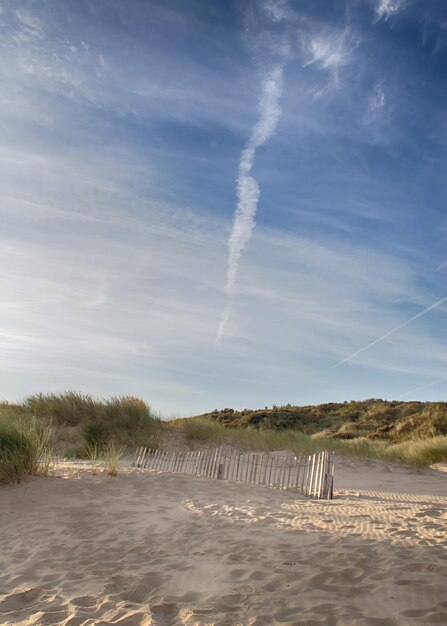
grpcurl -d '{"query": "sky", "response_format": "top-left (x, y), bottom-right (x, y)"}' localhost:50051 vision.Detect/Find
top-left (1, 0), bottom-right (446, 415)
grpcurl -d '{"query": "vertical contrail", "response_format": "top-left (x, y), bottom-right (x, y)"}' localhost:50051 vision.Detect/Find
top-left (225, 65), bottom-right (283, 294)
top-left (333, 295), bottom-right (447, 367)
top-left (216, 64), bottom-right (284, 341)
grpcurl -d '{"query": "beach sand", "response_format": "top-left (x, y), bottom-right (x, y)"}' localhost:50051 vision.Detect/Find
top-left (0, 457), bottom-right (446, 625)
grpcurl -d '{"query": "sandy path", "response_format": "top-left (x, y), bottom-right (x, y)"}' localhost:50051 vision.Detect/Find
top-left (0, 457), bottom-right (446, 626)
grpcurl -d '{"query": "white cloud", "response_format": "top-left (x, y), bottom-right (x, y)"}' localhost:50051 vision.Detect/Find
top-left (1, 0), bottom-right (445, 411)
top-left (2, 140), bottom-right (444, 410)
top-left (369, 82), bottom-right (386, 110)
top-left (302, 29), bottom-right (354, 92)
top-left (374, 0), bottom-right (406, 22)
top-left (14, 10), bottom-right (44, 40)
top-left (303, 30), bottom-right (352, 70)
top-left (1, 5), bottom-right (258, 137)
top-left (263, 0), bottom-right (288, 23)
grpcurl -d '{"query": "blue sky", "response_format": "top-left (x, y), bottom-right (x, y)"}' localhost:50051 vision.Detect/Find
top-left (1, 0), bottom-right (446, 414)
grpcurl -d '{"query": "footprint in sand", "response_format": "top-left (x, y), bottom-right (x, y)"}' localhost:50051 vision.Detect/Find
top-left (150, 602), bottom-right (180, 626)
top-left (0, 587), bottom-right (44, 612)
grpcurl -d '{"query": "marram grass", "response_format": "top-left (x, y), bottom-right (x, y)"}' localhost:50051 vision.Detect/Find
top-left (0, 410), bottom-right (52, 484)
top-left (167, 418), bottom-right (447, 466)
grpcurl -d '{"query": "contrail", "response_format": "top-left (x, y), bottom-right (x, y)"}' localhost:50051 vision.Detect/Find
top-left (396, 374), bottom-right (447, 399)
top-left (216, 64), bottom-right (284, 342)
top-left (333, 295), bottom-right (447, 367)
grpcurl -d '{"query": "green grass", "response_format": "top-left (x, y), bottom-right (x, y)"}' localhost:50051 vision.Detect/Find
top-left (11, 392), bottom-right (162, 454)
top-left (0, 410), bottom-right (52, 484)
top-left (78, 439), bottom-right (124, 476)
top-left (2, 394), bottom-right (446, 470)
top-left (167, 417), bottom-right (447, 466)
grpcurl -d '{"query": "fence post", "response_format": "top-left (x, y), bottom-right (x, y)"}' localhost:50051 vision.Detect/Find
top-left (132, 446), bottom-right (334, 499)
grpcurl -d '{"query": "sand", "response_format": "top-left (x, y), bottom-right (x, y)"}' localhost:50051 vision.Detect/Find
top-left (0, 457), bottom-right (446, 626)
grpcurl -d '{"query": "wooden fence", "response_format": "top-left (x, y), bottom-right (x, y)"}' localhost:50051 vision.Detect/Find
top-left (133, 447), bottom-right (334, 499)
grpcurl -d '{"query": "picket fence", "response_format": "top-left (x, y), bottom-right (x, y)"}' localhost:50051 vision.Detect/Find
top-left (133, 447), bottom-right (334, 499)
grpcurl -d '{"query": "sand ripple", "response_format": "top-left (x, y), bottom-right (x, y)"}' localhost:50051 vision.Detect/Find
top-left (0, 459), bottom-right (446, 625)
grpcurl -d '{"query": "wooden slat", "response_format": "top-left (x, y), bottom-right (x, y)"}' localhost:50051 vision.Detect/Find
top-left (179, 451), bottom-right (186, 473)
top-left (208, 448), bottom-right (217, 479)
top-left (329, 454), bottom-right (334, 498)
top-left (132, 447), bottom-right (140, 467)
top-left (313, 454), bottom-right (319, 497)
top-left (141, 447), bottom-right (147, 469)
top-left (213, 447), bottom-right (222, 479)
top-left (186, 451), bottom-right (192, 474)
top-left (235, 453), bottom-right (241, 482)
top-left (321, 451), bottom-right (328, 499)
top-left (170, 451), bottom-right (177, 472)
top-left (313, 453), bottom-right (321, 498)
top-left (275, 456), bottom-right (282, 488)
top-left (137, 447), bottom-right (145, 467)
top-left (196, 450), bottom-right (201, 475)
top-left (163, 450), bottom-right (169, 471)
top-left (134, 447), bottom-right (141, 467)
top-left (202, 449), bottom-right (210, 478)
top-left (132, 446), bottom-right (334, 499)
top-left (302, 455), bottom-right (310, 496)
top-left (198, 450), bottom-right (205, 476)
top-left (267, 457), bottom-right (273, 487)
top-left (280, 456), bottom-right (287, 490)
top-left (294, 458), bottom-right (302, 493)
top-left (286, 457), bottom-right (293, 491)
top-left (204, 449), bottom-right (212, 478)
top-left (247, 454), bottom-right (253, 484)
top-left (311, 453), bottom-right (318, 497)
top-left (143, 448), bottom-right (149, 468)
top-left (151, 449), bottom-right (157, 470)
top-left (203, 450), bottom-right (211, 477)
top-left (142, 449), bottom-right (150, 469)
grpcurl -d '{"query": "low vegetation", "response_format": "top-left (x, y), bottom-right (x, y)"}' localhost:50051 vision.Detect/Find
top-left (170, 398), bottom-right (447, 467)
top-left (1, 394), bottom-right (446, 484)
top-left (0, 393), bottom-right (161, 483)
top-left (0, 409), bottom-right (52, 484)
top-left (196, 400), bottom-right (447, 442)
top-left (18, 391), bottom-right (162, 452)
top-left (80, 439), bottom-right (124, 476)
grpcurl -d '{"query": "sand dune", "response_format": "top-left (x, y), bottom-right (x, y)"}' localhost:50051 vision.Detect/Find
top-left (0, 457), bottom-right (446, 625)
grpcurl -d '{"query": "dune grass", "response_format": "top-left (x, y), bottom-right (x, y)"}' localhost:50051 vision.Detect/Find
top-left (167, 417), bottom-right (447, 466)
top-left (20, 392), bottom-right (162, 453)
top-left (0, 410), bottom-right (52, 484)
top-left (0, 393), bottom-right (161, 477)
top-left (2, 394), bottom-right (446, 472)
top-left (79, 439), bottom-right (124, 476)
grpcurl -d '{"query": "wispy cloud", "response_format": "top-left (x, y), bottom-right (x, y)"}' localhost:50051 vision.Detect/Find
top-left (2, 0), bottom-right (446, 411)
top-left (303, 31), bottom-right (352, 70)
top-left (264, 0), bottom-right (289, 23)
top-left (374, 0), bottom-right (406, 22)
top-left (334, 295), bottom-right (447, 367)
top-left (368, 82), bottom-right (386, 110)
top-left (302, 28), bottom-right (354, 91)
